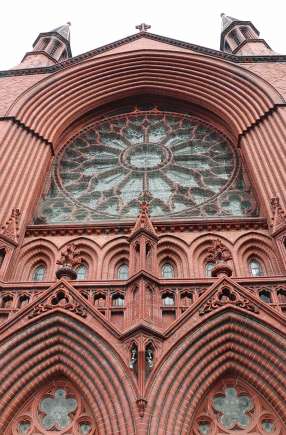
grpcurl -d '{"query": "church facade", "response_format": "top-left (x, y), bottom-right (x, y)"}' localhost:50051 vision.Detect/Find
top-left (0, 15), bottom-right (286, 434)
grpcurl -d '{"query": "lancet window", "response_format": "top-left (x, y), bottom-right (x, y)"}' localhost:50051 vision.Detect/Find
top-left (117, 263), bottom-right (129, 280)
top-left (32, 264), bottom-right (46, 281)
top-left (36, 107), bottom-right (258, 223)
top-left (248, 258), bottom-right (263, 277)
top-left (161, 262), bottom-right (175, 279)
top-left (205, 261), bottom-right (215, 277)
top-left (76, 263), bottom-right (88, 280)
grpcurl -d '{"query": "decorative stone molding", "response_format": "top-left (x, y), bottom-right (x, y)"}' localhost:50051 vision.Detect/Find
top-left (199, 286), bottom-right (259, 315)
top-left (28, 287), bottom-right (87, 319)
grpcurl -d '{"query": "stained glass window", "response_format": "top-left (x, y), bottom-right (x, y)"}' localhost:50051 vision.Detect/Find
top-left (76, 264), bottom-right (88, 280)
top-left (213, 387), bottom-right (253, 429)
top-left (117, 264), bottom-right (129, 280)
top-left (262, 419), bottom-right (275, 432)
top-left (112, 294), bottom-right (125, 306)
top-left (205, 262), bottom-right (215, 277)
top-left (36, 109), bottom-right (258, 223)
top-left (40, 388), bottom-right (77, 430)
top-left (32, 264), bottom-right (46, 281)
top-left (161, 263), bottom-right (174, 279)
top-left (163, 294), bottom-right (175, 305)
top-left (248, 258), bottom-right (263, 276)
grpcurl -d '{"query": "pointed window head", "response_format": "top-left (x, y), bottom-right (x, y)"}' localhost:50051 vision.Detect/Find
top-left (32, 264), bottom-right (46, 281)
top-left (161, 263), bottom-right (174, 279)
top-left (248, 258), bottom-right (263, 277)
top-left (117, 264), bottom-right (128, 280)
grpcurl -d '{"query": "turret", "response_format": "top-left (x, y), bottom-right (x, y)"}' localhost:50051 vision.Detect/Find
top-left (19, 23), bottom-right (72, 68)
top-left (220, 13), bottom-right (273, 55)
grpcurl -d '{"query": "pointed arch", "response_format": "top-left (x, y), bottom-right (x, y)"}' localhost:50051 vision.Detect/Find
top-left (0, 312), bottom-right (137, 435)
top-left (15, 238), bottom-right (57, 280)
top-left (7, 50), bottom-right (283, 146)
top-left (145, 309), bottom-right (286, 434)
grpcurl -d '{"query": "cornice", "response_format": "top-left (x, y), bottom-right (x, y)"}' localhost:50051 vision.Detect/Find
top-left (25, 217), bottom-right (268, 238)
top-left (1, 32), bottom-right (286, 78)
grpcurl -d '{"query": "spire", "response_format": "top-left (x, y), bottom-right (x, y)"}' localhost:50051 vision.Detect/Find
top-left (220, 13), bottom-right (239, 31)
top-left (219, 13), bottom-right (272, 55)
top-left (19, 22), bottom-right (72, 68)
top-left (52, 22), bottom-right (71, 41)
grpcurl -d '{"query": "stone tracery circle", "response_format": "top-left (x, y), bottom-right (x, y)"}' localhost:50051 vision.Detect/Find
top-left (42, 109), bottom-right (255, 222)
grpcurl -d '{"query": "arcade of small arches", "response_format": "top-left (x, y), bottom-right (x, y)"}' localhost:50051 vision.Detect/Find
top-left (9, 232), bottom-right (283, 283)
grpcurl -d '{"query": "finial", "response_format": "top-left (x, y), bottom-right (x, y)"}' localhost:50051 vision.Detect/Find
top-left (138, 190), bottom-right (152, 215)
top-left (136, 23), bottom-right (151, 33)
top-left (56, 243), bottom-right (82, 280)
top-left (207, 239), bottom-right (233, 277)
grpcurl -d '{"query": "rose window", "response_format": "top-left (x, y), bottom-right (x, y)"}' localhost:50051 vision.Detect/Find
top-left (37, 109), bottom-right (258, 223)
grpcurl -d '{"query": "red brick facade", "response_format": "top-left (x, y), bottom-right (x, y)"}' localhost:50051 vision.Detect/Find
top-left (1, 18), bottom-right (286, 434)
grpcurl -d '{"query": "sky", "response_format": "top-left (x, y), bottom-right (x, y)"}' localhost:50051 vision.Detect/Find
top-left (1, 0), bottom-right (286, 70)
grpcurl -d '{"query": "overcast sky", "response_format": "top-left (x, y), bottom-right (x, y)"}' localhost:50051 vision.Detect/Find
top-left (1, 0), bottom-right (286, 70)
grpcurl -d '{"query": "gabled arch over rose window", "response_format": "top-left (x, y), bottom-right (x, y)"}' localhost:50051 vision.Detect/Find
top-left (37, 108), bottom-right (258, 223)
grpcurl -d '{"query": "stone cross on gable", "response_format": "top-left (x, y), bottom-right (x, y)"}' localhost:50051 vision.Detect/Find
top-left (136, 23), bottom-right (151, 33)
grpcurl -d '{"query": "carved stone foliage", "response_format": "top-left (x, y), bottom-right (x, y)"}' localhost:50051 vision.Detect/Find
top-left (9, 380), bottom-right (95, 434)
top-left (192, 377), bottom-right (284, 434)
top-left (56, 243), bottom-right (83, 280)
top-left (206, 239), bottom-right (233, 277)
top-left (206, 239), bottom-right (232, 264)
top-left (199, 286), bottom-right (259, 316)
top-left (28, 287), bottom-right (87, 319)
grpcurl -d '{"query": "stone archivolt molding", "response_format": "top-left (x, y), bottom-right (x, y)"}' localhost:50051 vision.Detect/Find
top-left (7, 50), bottom-right (282, 146)
top-left (0, 278), bottom-right (285, 433)
top-left (145, 311), bottom-right (286, 433)
top-left (9, 379), bottom-right (96, 435)
top-left (0, 311), bottom-right (137, 434)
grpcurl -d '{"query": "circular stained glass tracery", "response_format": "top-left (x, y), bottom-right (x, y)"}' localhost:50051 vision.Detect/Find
top-left (38, 110), bottom-right (257, 223)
